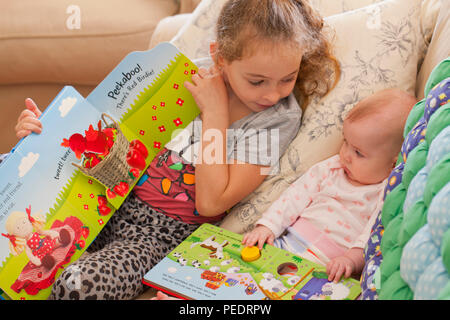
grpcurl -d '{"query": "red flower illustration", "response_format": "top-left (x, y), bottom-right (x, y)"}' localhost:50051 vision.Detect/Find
top-left (158, 126), bottom-right (166, 133)
top-left (184, 63), bottom-right (189, 67)
top-left (160, 102), bottom-right (165, 107)
top-left (191, 70), bottom-right (196, 74)
top-left (154, 141), bottom-right (161, 149)
top-left (173, 118), bottom-right (183, 127)
top-left (184, 70), bottom-right (189, 75)
top-left (152, 116), bottom-right (157, 121)
top-left (176, 98), bottom-right (184, 106)
top-left (152, 105), bottom-right (157, 110)
top-left (84, 204), bottom-right (89, 210)
top-left (173, 83), bottom-right (179, 89)
top-left (139, 130), bottom-right (145, 136)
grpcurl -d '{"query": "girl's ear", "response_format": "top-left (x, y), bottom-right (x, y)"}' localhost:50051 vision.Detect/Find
top-left (210, 42), bottom-right (224, 67)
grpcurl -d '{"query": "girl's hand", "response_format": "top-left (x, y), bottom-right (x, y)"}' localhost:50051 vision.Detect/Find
top-left (242, 225), bottom-right (275, 250)
top-left (15, 98), bottom-right (43, 139)
top-left (150, 291), bottom-right (179, 300)
top-left (184, 66), bottom-right (228, 117)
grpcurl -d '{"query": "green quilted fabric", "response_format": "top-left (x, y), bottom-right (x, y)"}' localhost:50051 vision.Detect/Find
top-left (379, 58), bottom-right (450, 299)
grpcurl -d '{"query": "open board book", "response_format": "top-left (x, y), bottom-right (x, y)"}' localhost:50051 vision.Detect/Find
top-left (143, 223), bottom-right (361, 300)
top-left (0, 43), bottom-right (200, 300)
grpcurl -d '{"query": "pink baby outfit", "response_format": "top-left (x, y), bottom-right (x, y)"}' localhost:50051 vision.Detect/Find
top-left (257, 154), bottom-right (386, 265)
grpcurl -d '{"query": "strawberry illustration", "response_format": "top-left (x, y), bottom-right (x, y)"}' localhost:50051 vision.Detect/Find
top-left (75, 239), bottom-right (86, 250)
top-left (126, 148), bottom-right (146, 170)
top-left (106, 188), bottom-right (117, 199)
top-left (113, 181), bottom-right (129, 197)
top-left (129, 139), bottom-right (148, 159)
top-left (97, 205), bottom-right (112, 216)
top-left (97, 195), bottom-right (108, 206)
top-left (81, 226), bottom-right (90, 239)
top-left (129, 168), bottom-right (140, 178)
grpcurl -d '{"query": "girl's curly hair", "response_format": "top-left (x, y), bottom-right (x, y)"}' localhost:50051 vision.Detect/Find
top-left (215, 0), bottom-right (340, 111)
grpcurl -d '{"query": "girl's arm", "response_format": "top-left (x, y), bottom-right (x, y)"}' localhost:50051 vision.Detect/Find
top-left (196, 154), bottom-right (268, 217)
top-left (185, 67), bottom-right (268, 217)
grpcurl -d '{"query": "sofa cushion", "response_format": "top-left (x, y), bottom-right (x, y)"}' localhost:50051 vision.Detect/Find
top-left (170, 0), bottom-right (386, 61)
top-left (0, 0), bottom-right (179, 86)
top-left (223, 0), bottom-right (433, 233)
top-left (415, 0), bottom-right (450, 99)
top-left (171, 0), bottom-right (433, 234)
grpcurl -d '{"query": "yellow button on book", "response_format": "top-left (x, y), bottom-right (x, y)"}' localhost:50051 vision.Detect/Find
top-left (241, 246), bottom-right (261, 262)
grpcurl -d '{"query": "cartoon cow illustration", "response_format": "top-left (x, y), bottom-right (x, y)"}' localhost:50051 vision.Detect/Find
top-left (191, 236), bottom-right (229, 259)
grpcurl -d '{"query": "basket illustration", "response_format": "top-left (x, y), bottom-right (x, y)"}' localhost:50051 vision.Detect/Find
top-left (72, 113), bottom-right (136, 190)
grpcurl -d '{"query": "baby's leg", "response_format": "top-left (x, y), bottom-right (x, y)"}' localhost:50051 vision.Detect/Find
top-left (49, 193), bottom-right (198, 300)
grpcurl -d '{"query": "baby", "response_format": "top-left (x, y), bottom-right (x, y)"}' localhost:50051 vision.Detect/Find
top-left (243, 88), bottom-right (416, 283)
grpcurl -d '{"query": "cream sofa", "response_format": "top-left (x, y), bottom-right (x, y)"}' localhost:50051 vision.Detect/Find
top-left (0, 0), bottom-right (200, 153)
top-left (1, 0), bottom-right (448, 300)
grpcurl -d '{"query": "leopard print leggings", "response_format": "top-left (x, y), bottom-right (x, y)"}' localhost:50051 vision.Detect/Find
top-left (48, 192), bottom-right (199, 300)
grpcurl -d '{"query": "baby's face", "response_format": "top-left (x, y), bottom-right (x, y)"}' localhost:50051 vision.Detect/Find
top-left (339, 118), bottom-right (396, 185)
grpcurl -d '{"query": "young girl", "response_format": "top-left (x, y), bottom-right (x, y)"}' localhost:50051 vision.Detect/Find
top-left (10, 0), bottom-right (339, 299)
top-left (243, 89), bottom-right (416, 283)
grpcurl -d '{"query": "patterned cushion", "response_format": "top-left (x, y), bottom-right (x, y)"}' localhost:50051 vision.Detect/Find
top-left (219, 0), bottom-right (429, 233)
top-left (170, 0), bottom-right (437, 234)
top-left (361, 59), bottom-right (450, 299)
top-left (171, 0), bottom-right (385, 60)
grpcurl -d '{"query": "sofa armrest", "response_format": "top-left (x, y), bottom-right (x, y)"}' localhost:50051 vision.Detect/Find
top-left (0, 0), bottom-right (179, 87)
top-left (149, 14), bottom-right (192, 49)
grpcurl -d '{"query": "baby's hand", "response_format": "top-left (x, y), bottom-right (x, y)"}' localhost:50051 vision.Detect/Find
top-left (242, 225), bottom-right (275, 250)
top-left (326, 255), bottom-right (355, 283)
top-left (15, 98), bottom-right (43, 140)
top-left (184, 66), bottom-right (228, 117)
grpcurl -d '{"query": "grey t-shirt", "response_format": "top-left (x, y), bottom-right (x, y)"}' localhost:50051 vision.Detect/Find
top-left (165, 57), bottom-right (302, 167)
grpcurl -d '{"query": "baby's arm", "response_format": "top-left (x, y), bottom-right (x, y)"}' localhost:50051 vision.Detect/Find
top-left (326, 192), bottom-right (385, 282)
top-left (243, 164), bottom-right (323, 249)
top-left (257, 164), bottom-right (321, 237)
top-left (326, 247), bottom-right (365, 283)
top-left (15, 98), bottom-right (42, 139)
top-left (325, 187), bottom-right (383, 283)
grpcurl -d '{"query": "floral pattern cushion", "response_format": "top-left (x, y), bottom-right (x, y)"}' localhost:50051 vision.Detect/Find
top-left (170, 0), bottom-right (437, 234)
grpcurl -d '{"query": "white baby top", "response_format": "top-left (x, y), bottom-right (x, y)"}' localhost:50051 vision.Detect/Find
top-left (257, 154), bottom-right (386, 259)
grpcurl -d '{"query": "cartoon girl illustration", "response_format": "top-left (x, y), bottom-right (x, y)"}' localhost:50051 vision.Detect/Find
top-left (2, 206), bottom-right (71, 270)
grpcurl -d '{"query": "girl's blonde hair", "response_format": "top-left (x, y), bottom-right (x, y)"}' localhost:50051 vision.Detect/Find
top-left (215, 0), bottom-right (340, 111)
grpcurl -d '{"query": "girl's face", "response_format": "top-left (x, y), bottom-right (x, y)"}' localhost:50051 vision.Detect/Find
top-left (219, 41), bottom-right (302, 113)
top-left (339, 118), bottom-right (396, 186)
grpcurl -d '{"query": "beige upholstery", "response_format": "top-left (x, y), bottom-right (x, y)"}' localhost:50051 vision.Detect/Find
top-left (415, 0), bottom-right (450, 98)
top-left (0, 0), bottom-right (201, 153)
